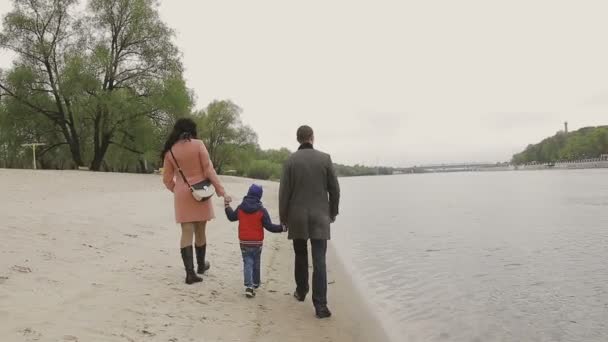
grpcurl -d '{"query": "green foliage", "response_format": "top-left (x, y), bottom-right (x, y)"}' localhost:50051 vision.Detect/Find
top-left (245, 159), bottom-right (282, 180)
top-left (0, 92), bottom-right (73, 169)
top-left (512, 126), bottom-right (608, 164)
top-left (333, 163), bottom-right (394, 177)
top-left (0, 0), bottom-right (192, 171)
top-left (195, 100), bottom-right (258, 174)
top-left (259, 148), bottom-right (291, 165)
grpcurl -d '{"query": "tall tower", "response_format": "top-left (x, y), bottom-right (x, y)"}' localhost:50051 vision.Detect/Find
top-left (564, 121), bottom-right (568, 134)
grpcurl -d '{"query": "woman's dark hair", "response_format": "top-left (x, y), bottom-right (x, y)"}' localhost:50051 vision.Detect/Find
top-left (161, 118), bottom-right (198, 160)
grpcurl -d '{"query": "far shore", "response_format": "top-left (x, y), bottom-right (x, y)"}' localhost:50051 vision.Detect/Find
top-left (0, 169), bottom-right (389, 342)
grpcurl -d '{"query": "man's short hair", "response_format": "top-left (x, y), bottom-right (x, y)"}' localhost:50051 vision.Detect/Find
top-left (297, 125), bottom-right (314, 143)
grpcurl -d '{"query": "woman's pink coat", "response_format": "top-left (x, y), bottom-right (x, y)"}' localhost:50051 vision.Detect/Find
top-left (163, 139), bottom-right (225, 223)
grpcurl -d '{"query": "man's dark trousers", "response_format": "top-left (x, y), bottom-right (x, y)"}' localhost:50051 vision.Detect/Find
top-left (293, 239), bottom-right (328, 308)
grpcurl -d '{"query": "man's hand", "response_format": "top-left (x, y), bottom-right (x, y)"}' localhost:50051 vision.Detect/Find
top-left (330, 216), bottom-right (336, 224)
top-left (281, 224), bottom-right (288, 232)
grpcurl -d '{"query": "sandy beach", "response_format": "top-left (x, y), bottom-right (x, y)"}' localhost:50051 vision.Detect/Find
top-left (0, 169), bottom-right (388, 342)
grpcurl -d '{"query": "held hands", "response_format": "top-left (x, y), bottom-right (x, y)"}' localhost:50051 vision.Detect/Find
top-left (223, 195), bottom-right (233, 207)
top-left (281, 224), bottom-right (288, 233)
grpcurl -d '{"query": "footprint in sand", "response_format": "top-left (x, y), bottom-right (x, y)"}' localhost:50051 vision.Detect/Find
top-left (11, 265), bottom-right (32, 273)
top-left (37, 277), bottom-right (60, 285)
top-left (0, 276), bottom-right (8, 284)
top-left (20, 327), bottom-right (42, 341)
top-left (140, 329), bottom-right (155, 337)
top-left (118, 333), bottom-right (136, 342)
top-left (41, 251), bottom-right (55, 261)
top-left (63, 335), bottom-right (78, 341)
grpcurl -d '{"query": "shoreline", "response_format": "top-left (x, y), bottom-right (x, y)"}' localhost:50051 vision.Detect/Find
top-left (0, 169), bottom-right (388, 342)
top-left (331, 238), bottom-right (400, 342)
top-left (326, 245), bottom-right (392, 342)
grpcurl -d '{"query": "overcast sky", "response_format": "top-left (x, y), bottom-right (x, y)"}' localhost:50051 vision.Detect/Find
top-left (2, 1), bottom-right (608, 166)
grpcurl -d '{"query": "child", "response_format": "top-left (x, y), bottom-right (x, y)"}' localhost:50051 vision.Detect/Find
top-left (225, 184), bottom-right (285, 298)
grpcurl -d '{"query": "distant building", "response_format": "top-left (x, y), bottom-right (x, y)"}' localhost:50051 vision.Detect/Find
top-left (564, 121), bottom-right (568, 134)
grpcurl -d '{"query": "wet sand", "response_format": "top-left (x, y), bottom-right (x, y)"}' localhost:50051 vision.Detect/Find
top-left (0, 169), bottom-right (388, 342)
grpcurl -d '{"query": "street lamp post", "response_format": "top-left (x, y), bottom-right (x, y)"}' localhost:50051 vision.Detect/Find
top-left (21, 143), bottom-right (46, 170)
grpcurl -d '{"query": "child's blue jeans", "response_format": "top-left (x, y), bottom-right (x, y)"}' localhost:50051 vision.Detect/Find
top-left (240, 245), bottom-right (262, 288)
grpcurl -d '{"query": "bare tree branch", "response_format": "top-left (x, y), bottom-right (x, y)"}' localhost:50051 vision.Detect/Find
top-left (37, 142), bottom-right (68, 158)
top-left (0, 82), bottom-right (63, 121)
top-left (109, 140), bottom-right (143, 154)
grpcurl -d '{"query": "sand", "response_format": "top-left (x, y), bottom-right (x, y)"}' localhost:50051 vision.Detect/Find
top-left (0, 169), bottom-right (388, 342)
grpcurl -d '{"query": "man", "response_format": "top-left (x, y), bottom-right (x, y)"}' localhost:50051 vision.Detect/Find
top-left (279, 125), bottom-right (340, 319)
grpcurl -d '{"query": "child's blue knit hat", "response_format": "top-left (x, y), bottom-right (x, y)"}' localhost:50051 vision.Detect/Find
top-left (247, 184), bottom-right (263, 200)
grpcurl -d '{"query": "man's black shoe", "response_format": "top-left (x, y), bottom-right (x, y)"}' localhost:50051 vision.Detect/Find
top-left (293, 290), bottom-right (307, 302)
top-left (315, 306), bottom-right (332, 319)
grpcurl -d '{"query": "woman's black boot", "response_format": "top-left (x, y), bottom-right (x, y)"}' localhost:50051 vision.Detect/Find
top-left (195, 245), bottom-right (211, 274)
top-left (181, 245), bottom-right (203, 284)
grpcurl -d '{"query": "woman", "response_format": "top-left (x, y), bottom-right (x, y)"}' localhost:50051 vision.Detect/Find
top-left (161, 118), bottom-right (231, 284)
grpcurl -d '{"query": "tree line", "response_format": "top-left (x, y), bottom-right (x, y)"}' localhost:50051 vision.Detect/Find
top-left (512, 126), bottom-right (608, 165)
top-left (0, 0), bottom-right (394, 179)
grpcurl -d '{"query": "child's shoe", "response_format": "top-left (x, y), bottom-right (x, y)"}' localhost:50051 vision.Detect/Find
top-left (245, 287), bottom-right (255, 298)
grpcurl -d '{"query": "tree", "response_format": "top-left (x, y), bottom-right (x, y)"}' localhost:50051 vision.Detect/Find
top-left (195, 100), bottom-right (258, 173)
top-left (85, 0), bottom-right (191, 170)
top-left (0, 0), bottom-right (192, 170)
top-left (0, 0), bottom-right (85, 166)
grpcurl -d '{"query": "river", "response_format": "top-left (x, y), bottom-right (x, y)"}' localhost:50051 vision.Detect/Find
top-left (333, 169), bottom-right (608, 342)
